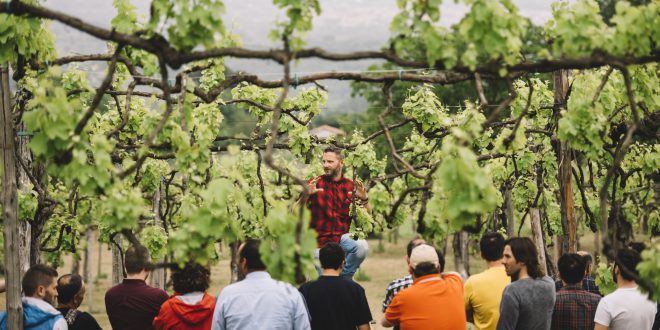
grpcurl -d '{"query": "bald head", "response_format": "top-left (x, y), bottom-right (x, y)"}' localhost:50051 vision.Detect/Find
top-left (56, 274), bottom-right (85, 308)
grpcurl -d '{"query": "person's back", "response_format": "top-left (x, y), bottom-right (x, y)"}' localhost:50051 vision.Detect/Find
top-left (211, 240), bottom-right (310, 330)
top-left (153, 263), bottom-right (216, 330)
top-left (105, 278), bottom-right (169, 329)
top-left (551, 253), bottom-right (601, 330)
top-left (299, 242), bottom-right (372, 330)
top-left (153, 292), bottom-right (215, 330)
top-left (498, 276), bottom-right (555, 330)
top-left (215, 271), bottom-right (309, 330)
top-left (497, 237), bottom-right (556, 330)
top-left (384, 244), bottom-right (465, 330)
top-left (465, 266), bottom-right (510, 330)
top-left (595, 248), bottom-right (657, 330)
top-left (465, 232), bottom-right (510, 330)
top-left (56, 308), bottom-right (100, 330)
top-left (105, 245), bottom-right (169, 330)
top-left (595, 286), bottom-right (656, 329)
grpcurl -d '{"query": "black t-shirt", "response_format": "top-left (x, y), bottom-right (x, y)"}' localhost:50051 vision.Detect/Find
top-left (56, 308), bottom-right (103, 330)
top-left (299, 276), bottom-right (372, 330)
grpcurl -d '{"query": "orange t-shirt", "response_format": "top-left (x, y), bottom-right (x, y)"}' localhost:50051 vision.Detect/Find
top-left (385, 273), bottom-right (466, 330)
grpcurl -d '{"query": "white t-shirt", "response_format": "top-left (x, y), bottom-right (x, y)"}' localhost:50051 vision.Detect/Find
top-left (594, 286), bottom-right (657, 330)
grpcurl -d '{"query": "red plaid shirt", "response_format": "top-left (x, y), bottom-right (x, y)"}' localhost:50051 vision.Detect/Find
top-left (551, 284), bottom-right (601, 330)
top-left (307, 175), bottom-right (355, 247)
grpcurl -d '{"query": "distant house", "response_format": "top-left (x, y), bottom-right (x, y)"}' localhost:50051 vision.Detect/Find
top-left (309, 125), bottom-right (346, 140)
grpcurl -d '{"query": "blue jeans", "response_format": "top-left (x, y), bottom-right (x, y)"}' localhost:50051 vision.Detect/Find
top-left (314, 233), bottom-right (368, 277)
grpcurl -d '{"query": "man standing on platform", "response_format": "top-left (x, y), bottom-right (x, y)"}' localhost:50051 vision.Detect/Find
top-left (306, 146), bottom-right (369, 278)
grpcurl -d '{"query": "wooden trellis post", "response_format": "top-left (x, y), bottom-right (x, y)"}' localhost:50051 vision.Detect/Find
top-left (1, 63), bottom-right (23, 329)
top-left (554, 69), bottom-right (577, 254)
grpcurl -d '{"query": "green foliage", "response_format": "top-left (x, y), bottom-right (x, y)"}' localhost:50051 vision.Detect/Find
top-left (141, 225), bottom-right (168, 260)
top-left (402, 84), bottom-right (449, 132)
top-left (260, 204), bottom-right (317, 284)
top-left (271, 0), bottom-right (321, 49)
top-left (595, 261), bottom-right (617, 295)
top-left (343, 131), bottom-right (387, 177)
top-left (457, 0), bottom-right (528, 70)
top-left (433, 140), bottom-right (502, 229)
top-left (390, 0), bottom-right (456, 67)
top-left (546, 0), bottom-right (659, 57)
top-left (170, 179), bottom-right (243, 265)
top-left (148, 0), bottom-right (226, 52)
top-left (637, 242), bottom-right (660, 301)
top-left (0, 1), bottom-right (56, 64)
top-left (95, 184), bottom-right (146, 231)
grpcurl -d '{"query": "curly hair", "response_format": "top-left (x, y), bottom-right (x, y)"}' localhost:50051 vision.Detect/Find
top-left (172, 263), bottom-right (211, 294)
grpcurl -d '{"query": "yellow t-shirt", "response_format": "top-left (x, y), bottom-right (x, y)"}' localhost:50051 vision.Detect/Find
top-left (464, 266), bottom-right (510, 330)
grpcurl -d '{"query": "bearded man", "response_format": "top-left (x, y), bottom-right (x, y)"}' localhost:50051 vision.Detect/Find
top-left (0, 264), bottom-right (67, 330)
top-left (306, 146), bottom-right (369, 278)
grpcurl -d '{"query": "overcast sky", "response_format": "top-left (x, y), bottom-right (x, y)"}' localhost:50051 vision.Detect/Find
top-left (44, 0), bottom-right (556, 110)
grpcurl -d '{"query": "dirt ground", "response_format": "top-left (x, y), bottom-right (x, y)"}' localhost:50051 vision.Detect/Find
top-left (1, 228), bottom-right (603, 329)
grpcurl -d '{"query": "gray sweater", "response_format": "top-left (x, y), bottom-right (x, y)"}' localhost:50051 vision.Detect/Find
top-left (496, 275), bottom-right (556, 330)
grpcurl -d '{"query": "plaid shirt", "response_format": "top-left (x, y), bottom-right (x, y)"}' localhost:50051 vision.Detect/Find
top-left (555, 275), bottom-right (601, 296)
top-left (551, 284), bottom-right (601, 330)
top-left (307, 175), bottom-right (355, 247)
top-left (382, 275), bottom-right (413, 312)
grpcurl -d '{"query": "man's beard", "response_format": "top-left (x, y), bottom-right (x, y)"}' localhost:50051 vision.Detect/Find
top-left (508, 268), bottom-right (520, 282)
top-left (324, 167), bottom-right (340, 177)
top-left (43, 292), bottom-right (57, 306)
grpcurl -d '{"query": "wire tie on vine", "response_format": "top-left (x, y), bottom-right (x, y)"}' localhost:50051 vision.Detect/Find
top-left (293, 73), bottom-right (299, 89)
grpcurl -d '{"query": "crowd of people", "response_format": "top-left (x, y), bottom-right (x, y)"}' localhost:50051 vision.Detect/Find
top-left (0, 233), bottom-right (657, 330)
top-left (0, 148), bottom-right (656, 329)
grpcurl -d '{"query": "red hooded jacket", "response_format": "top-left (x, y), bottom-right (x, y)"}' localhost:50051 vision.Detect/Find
top-left (152, 292), bottom-right (216, 330)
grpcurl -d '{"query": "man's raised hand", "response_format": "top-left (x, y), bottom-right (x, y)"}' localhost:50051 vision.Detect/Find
top-left (307, 177), bottom-right (324, 195)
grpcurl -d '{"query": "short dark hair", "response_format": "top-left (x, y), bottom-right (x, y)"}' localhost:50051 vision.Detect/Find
top-left (240, 239), bottom-right (267, 271)
top-left (320, 242), bottom-right (345, 269)
top-left (124, 245), bottom-right (153, 274)
top-left (56, 274), bottom-right (83, 304)
top-left (23, 264), bottom-right (58, 296)
top-left (628, 242), bottom-right (646, 254)
top-left (615, 248), bottom-right (641, 281)
top-left (558, 253), bottom-right (586, 284)
top-left (505, 237), bottom-right (544, 279)
top-left (172, 263), bottom-right (211, 294)
top-left (480, 232), bottom-right (505, 261)
top-left (406, 236), bottom-right (425, 258)
top-left (323, 146), bottom-right (343, 160)
top-left (413, 262), bottom-right (439, 277)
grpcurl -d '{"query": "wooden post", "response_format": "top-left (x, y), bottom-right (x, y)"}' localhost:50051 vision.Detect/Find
top-left (2, 63), bottom-right (24, 329)
top-left (111, 235), bottom-right (124, 285)
top-left (452, 231), bottom-right (470, 279)
top-left (504, 188), bottom-right (515, 237)
top-left (83, 226), bottom-right (94, 312)
top-left (149, 180), bottom-right (165, 290)
top-left (554, 69), bottom-right (577, 254)
top-left (530, 208), bottom-right (548, 275)
top-left (15, 121), bottom-right (32, 275)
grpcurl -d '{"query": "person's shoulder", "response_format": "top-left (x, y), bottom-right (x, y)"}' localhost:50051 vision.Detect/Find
top-left (386, 275), bottom-right (412, 290)
top-left (145, 285), bottom-right (169, 299)
top-left (298, 279), bottom-right (317, 292)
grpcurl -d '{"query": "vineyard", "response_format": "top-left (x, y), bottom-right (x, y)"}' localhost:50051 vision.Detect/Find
top-left (0, 0), bottom-right (659, 328)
